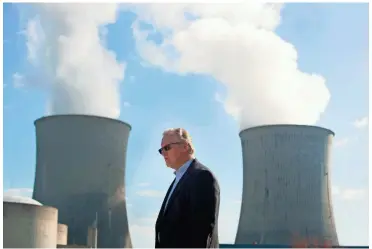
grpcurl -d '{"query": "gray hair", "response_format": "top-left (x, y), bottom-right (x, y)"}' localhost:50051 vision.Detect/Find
top-left (163, 128), bottom-right (195, 155)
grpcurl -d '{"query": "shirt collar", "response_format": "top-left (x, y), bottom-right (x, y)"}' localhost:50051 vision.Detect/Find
top-left (174, 159), bottom-right (193, 179)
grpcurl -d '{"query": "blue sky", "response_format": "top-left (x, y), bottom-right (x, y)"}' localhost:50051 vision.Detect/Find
top-left (3, 3), bottom-right (369, 247)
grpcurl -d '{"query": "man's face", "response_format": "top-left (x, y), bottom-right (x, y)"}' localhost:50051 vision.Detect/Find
top-left (160, 135), bottom-right (187, 168)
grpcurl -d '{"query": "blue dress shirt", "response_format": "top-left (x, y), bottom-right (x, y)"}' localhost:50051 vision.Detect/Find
top-left (164, 159), bottom-right (193, 210)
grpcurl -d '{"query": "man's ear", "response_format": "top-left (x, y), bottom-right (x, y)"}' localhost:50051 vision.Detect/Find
top-left (183, 143), bottom-right (189, 152)
top-left (186, 143), bottom-right (192, 153)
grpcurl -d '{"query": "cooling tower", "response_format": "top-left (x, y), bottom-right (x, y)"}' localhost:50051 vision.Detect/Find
top-left (235, 125), bottom-right (339, 246)
top-left (3, 199), bottom-right (58, 248)
top-left (32, 114), bottom-right (132, 248)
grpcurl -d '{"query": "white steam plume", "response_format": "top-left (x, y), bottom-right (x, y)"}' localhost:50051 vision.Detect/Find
top-left (130, 3), bottom-right (330, 130)
top-left (25, 4), bottom-right (125, 119)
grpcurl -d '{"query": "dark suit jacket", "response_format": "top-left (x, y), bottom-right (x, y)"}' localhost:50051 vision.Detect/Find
top-left (155, 158), bottom-right (220, 248)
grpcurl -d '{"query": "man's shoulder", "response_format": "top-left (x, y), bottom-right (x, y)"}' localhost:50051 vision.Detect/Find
top-left (191, 160), bottom-right (219, 184)
top-left (192, 159), bottom-right (212, 174)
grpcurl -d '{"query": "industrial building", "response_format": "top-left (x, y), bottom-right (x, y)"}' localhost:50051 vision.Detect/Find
top-left (32, 114), bottom-right (132, 248)
top-left (235, 125), bottom-right (339, 246)
top-left (4, 115), bottom-right (367, 248)
top-left (3, 196), bottom-right (58, 248)
top-left (57, 223), bottom-right (68, 246)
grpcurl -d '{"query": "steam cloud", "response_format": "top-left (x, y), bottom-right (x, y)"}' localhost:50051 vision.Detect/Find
top-left (130, 3), bottom-right (331, 130)
top-left (23, 3), bottom-right (330, 127)
top-left (25, 4), bottom-right (125, 119)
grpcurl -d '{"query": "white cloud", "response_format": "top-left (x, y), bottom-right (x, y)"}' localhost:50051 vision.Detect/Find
top-left (332, 185), bottom-right (341, 195)
top-left (123, 101), bottom-right (131, 107)
top-left (131, 3), bottom-right (330, 130)
top-left (334, 137), bottom-right (349, 147)
top-left (129, 224), bottom-right (154, 248)
top-left (130, 224), bottom-right (154, 236)
top-left (12, 72), bottom-right (25, 88)
top-left (136, 215), bottom-right (157, 225)
top-left (23, 4), bottom-right (126, 119)
top-left (137, 182), bottom-right (151, 187)
top-left (136, 189), bottom-right (165, 198)
top-left (24, 16), bottom-right (44, 64)
top-left (332, 186), bottom-right (367, 201)
top-left (234, 200), bottom-right (242, 205)
top-left (215, 92), bottom-right (241, 120)
top-left (353, 116), bottom-right (368, 129)
top-left (129, 213), bottom-right (158, 248)
top-left (218, 202), bottom-right (240, 243)
top-left (340, 189), bottom-right (367, 201)
top-left (4, 188), bottom-right (33, 198)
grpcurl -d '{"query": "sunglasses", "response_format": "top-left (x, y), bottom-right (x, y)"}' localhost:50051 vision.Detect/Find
top-left (158, 142), bottom-right (183, 155)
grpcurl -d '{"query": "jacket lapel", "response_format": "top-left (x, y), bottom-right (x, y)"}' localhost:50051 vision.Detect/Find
top-left (160, 179), bottom-right (175, 214)
top-left (163, 159), bottom-right (197, 216)
top-left (157, 178), bottom-right (176, 224)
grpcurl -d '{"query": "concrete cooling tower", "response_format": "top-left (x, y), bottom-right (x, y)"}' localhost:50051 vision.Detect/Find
top-left (235, 125), bottom-right (339, 246)
top-left (32, 115), bottom-right (132, 248)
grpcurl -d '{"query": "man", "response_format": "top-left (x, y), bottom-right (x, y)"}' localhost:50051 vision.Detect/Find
top-left (155, 128), bottom-right (220, 248)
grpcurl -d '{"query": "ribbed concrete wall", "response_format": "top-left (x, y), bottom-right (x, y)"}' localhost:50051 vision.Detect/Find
top-left (235, 125), bottom-right (339, 246)
top-left (3, 202), bottom-right (58, 248)
top-left (33, 115), bottom-right (132, 248)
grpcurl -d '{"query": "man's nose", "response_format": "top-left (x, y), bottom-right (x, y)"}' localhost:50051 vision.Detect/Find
top-left (161, 149), bottom-right (169, 157)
